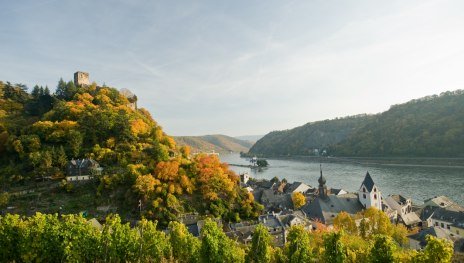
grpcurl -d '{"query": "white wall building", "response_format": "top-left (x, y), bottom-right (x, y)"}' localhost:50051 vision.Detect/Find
top-left (358, 172), bottom-right (382, 210)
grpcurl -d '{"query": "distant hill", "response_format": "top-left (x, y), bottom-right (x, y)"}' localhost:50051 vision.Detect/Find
top-left (234, 135), bottom-right (264, 143)
top-left (331, 90), bottom-right (464, 157)
top-left (249, 90), bottom-right (464, 158)
top-left (249, 115), bottom-right (374, 156)
top-left (175, 134), bottom-right (253, 153)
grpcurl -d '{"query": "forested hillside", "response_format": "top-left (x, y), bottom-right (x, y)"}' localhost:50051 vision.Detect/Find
top-left (174, 134), bottom-right (253, 153)
top-left (331, 90), bottom-right (464, 157)
top-left (248, 115), bottom-right (374, 156)
top-left (0, 79), bottom-right (262, 225)
top-left (249, 90), bottom-right (464, 158)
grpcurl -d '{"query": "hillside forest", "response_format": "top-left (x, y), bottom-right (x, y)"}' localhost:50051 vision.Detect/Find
top-left (249, 90), bottom-right (464, 158)
top-left (0, 80), bottom-right (262, 225)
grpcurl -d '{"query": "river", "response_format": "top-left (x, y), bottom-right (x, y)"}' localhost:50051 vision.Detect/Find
top-left (220, 153), bottom-right (464, 206)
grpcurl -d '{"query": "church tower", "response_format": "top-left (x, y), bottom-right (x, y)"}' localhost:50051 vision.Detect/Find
top-left (318, 164), bottom-right (328, 198)
top-left (358, 172), bottom-right (382, 210)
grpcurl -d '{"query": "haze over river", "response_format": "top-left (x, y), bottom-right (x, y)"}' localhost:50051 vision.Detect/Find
top-left (220, 153), bottom-right (464, 206)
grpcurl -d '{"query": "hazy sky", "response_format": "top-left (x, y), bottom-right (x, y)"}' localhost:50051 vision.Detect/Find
top-left (1, 0), bottom-right (464, 136)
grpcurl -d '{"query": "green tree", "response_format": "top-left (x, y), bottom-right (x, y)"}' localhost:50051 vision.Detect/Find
top-left (138, 219), bottom-right (171, 262)
top-left (200, 219), bottom-right (245, 263)
top-left (285, 225), bottom-right (313, 263)
top-left (169, 221), bottom-right (200, 263)
top-left (54, 146), bottom-right (68, 169)
top-left (415, 235), bottom-right (454, 263)
top-left (323, 231), bottom-right (346, 263)
top-left (0, 214), bottom-right (23, 262)
top-left (68, 130), bottom-right (83, 158)
top-left (246, 224), bottom-right (272, 263)
top-left (369, 235), bottom-right (396, 263)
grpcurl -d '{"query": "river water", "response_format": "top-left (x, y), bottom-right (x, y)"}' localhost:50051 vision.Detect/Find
top-left (220, 153), bottom-right (464, 206)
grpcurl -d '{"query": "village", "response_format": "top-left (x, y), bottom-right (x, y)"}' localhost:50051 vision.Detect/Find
top-left (22, 156), bottom-right (462, 254)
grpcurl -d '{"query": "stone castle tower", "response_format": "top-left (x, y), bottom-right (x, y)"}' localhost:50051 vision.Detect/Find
top-left (74, 71), bottom-right (90, 86)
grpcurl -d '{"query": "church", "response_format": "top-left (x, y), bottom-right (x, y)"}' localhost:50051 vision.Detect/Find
top-left (301, 167), bottom-right (382, 225)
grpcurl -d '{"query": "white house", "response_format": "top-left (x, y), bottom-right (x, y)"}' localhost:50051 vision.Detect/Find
top-left (358, 172), bottom-right (382, 210)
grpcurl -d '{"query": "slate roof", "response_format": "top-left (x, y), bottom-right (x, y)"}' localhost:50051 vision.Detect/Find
top-left (301, 193), bottom-right (364, 225)
top-left (360, 172), bottom-right (375, 192)
top-left (390, 194), bottom-right (409, 205)
top-left (417, 205), bottom-right (437, 221)
top-left (424, 196), bottom-right (456, 208)
top-left (401, 212), bottom-right (421, 226)
top-left (284, 182), bottom-right (311, 194)
top-left (259, 214), bottom-right (284, 229)
top-left (408, 227), bottom-right (453, 247)
top-left (432, 204), bottom-right (464, 223)
top-left (259, 190), bottom-right (293, 211)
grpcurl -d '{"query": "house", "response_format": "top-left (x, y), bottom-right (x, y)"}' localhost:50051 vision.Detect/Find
top-left (423, 196), bottom-right (456, 208)
top-left (66, 158), bottom-right (102, 181)
top-left (385, 194), bottom-right (412, 215)
top-left (259, 213), bottom-right (286, 247)
top-left (284, 182), bottom-right (312, 194)
top-left (184, 218), bottom-right (222, 237)
top-left (384, 194), bottom-right (420, 228)
top-left (451, 223), bottom-right (464, 237)
top-left (417, 205), bottom-right (436, 228)
top-left (278, 211), bottom-right (312, 230)
top-left (430, 204), bottom-right (464, 232)
top-left (240, 173), bottom-right (250, 185)
top-left (258, 189), bottom-right (293, 212)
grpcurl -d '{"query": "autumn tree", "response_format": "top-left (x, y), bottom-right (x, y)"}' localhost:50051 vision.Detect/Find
top-left (333, 211), bottom-right (357, 235)
top-left (292, 192), bottom-right (306, 209)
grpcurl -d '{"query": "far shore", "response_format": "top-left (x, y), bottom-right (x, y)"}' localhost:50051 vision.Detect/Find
top-left (238, 154), bottom-right (464, 169)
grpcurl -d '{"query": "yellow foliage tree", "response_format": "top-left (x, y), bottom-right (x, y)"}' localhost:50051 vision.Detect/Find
top-left (291, 192), bottom-right (306, 209)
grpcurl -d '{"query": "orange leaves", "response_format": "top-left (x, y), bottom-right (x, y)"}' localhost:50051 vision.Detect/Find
top-left (130, 119), bottom-right (150, 136)
top-left (155, 161), bottom-right (180, 181)
top-left (193, 154), bottom-right (238, 201)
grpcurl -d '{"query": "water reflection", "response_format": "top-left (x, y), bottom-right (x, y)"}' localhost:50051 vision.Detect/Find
top-left (221, 153), bottom-right (464, 205)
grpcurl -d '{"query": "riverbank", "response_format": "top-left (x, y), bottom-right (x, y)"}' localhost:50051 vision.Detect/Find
top-left (252, 155), bottom-right (464, 168)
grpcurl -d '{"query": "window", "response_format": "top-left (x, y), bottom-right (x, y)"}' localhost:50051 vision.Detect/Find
top-left (441, 223), bottom-right (444, 228)
top-left (447, 225), bottom-right (451, 230)
top-left (435, 222), bottom-right (439, 226)
top-left (374, 188), bottom-right (377, 192)
top-left (374, 194), bottom-right (377, 200)
top-left (363, 194), bottom-right (366, 199)
top-left (363, 187), bottom-right (366, 192)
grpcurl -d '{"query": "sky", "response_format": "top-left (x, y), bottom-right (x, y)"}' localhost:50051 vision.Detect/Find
top-left (1, 0), bottom-right (464, 136)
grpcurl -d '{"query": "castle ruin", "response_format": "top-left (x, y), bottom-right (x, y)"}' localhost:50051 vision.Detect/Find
top-left (74, 71), bottom-right (90, 86)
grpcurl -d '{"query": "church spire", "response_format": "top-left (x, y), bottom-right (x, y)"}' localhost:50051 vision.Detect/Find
top-left (318, 164), bottom-right (328, 198)
top-left (318, 164), bottom-right (326, 187)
